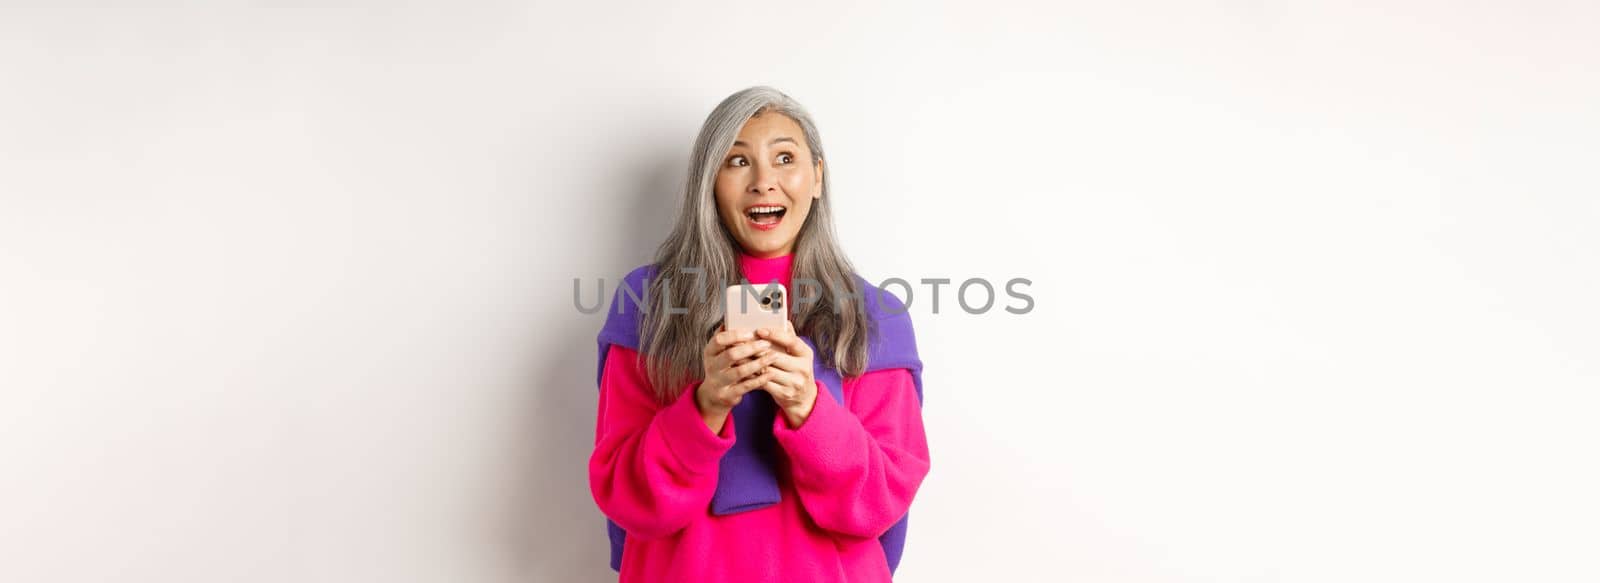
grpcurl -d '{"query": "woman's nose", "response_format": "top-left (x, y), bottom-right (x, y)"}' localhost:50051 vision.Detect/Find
top-left (748, 163), bottom-right (777, 194)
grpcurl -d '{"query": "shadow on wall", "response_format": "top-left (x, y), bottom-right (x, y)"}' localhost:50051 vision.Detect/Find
top-left (496, 145), bottom-right (683, 582)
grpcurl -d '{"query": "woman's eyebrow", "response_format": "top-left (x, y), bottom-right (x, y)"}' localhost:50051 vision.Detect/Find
top-left (732, 137), bottom-right (799, 147)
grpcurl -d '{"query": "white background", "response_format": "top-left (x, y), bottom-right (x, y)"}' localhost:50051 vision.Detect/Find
top-left (3, 1), bottom-right (1597, 582)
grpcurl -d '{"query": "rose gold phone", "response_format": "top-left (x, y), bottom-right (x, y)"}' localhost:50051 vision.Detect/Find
top-left (723, 283), bottom-right (788, 336)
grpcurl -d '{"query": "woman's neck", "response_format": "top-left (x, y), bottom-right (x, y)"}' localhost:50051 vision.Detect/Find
top-left (738, 251), bottom-right (793, 291)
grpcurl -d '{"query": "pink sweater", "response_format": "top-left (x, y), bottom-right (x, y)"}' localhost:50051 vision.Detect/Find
top-left (587, 253), bottom-right (931, 582)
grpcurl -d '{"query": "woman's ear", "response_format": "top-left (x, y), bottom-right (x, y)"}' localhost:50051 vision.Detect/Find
top-left (811, 157), bottom-right (825, 199)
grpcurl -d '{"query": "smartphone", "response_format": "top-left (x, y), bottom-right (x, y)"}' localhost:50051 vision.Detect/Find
top-left (723, 282), bottom-right (788, 336)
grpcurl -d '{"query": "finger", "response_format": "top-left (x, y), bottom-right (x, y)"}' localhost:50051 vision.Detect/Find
top-left (704, 330), bottom-right (729, 359)
top-left (705, 329), bottom-right (757, 358)
top-left (707, 342), bottom-right (743, 371)
top-left (718, 343), bottom-right (769, 373)
top-left (762, 368), bottom-right (803, 395)
top-left (764, 351), bottom-right (808, 374)
top-left (736, 368), bottom-right (779, 395)
top-left (731, 350), bottom-right (782, 380)
top-left (718, 328), bottom-right (757, 346)
top-left (763, 330), bottom-right (812, 358)
top-left (779, 367), bottom-right (803, 389)
top-left (757, 322), bottom-right (801, 351)
top-left (724, 339), bottom-right (773, 363)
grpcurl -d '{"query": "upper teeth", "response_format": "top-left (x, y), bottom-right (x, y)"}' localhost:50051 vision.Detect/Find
top-left (750, 206), bottom-right (783, 213)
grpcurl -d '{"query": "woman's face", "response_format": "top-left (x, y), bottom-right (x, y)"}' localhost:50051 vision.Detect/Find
top-left (713, 112), bottom-right (823, 258)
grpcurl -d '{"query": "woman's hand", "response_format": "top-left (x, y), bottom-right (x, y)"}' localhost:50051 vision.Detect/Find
top-left (756, 320), bottom-right (819, 429)
top-left (697, 327), bottom-right (781, 430)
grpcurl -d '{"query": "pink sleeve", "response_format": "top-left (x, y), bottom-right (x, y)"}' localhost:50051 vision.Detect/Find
top-left (587, 344), bottom-right (736, 540)
top-left (771, 368), bottom-right (931, 540)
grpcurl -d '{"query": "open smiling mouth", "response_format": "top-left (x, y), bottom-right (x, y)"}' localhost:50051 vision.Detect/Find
top-left (744, 205), bottom-right (787, 231)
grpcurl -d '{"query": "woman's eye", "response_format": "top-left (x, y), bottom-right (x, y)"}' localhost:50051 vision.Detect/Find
top-left (728, 155), bottom-right (747, 167)
top-left (777, 153), bottom-right (793, 164)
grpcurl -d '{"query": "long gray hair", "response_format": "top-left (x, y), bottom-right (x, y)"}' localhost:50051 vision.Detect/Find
top-left (639, 86), bottom-right (870, 403)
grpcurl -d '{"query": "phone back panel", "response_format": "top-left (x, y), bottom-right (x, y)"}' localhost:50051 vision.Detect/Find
top-left (724, 283), bottom-right (788, 335)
